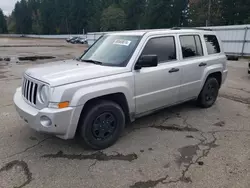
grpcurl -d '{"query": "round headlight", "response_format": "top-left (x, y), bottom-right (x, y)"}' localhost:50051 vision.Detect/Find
top-left (40, 85), bottom-right (49, 103)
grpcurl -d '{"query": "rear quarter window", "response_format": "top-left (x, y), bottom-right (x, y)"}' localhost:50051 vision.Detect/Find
top-left (204, 35), bottom-right (221, 55)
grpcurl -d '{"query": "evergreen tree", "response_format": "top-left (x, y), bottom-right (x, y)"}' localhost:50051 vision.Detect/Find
top-left (40, 0), bottom-right (57, 34)
top-left (145, 0), bottom-right (173, 29)
top-left (171, 0), bottom-right (189, 27)
top-left (0, 9), bottom-right (8, 33)
top-left (29, 0), bottom-right (42, 34)
top-left (14, 0), bottom-right (32, 33)
top-left (123, 0), bottom-right (146, 29)
top-left (101, 4), bottom-right (126, 31)
top-left (7, 0), bottom-right (250, 34)
top-left (189, 0), bottom-right (222, 26)
top-left (221, 0), bottom-right (250, 25)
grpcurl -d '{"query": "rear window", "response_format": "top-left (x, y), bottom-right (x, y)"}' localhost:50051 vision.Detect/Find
top-left (204, 35), bottom-right (221, 54)
top-left (180, 35), bottom-right (203, 58)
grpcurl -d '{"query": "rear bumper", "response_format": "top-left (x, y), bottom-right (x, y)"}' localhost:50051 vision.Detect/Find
top-left (14, 88), bottom-right (82, 139)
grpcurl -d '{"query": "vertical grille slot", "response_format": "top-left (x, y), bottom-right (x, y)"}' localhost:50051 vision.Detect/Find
top-left (23, 79), bottom-right (27, 97)
top-left (33, 84), bottom-right (38, 105)
top-left (22, 77), bottom-right (39, 106)
top-left (26, 80), bottom-right (30, 100)
top-left (22, 78), bottom-right (26, 95)
top-left (29, 82), bottom-right (33, 102)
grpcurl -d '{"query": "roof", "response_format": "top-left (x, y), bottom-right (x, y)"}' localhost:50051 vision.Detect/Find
top-left (108, 28), bottom-right (214, 36)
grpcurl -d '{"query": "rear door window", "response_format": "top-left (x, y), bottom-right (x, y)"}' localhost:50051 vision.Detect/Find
top-left (141, 36), bottom-right (176, 63)
top-left (180, 35), bottom-right (203, 58)
top-left (204, 35), bottom-right (221, 54)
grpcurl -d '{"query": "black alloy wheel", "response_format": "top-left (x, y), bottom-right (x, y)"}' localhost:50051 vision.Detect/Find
top-left (78, 100), bottom-right (125, 150)
top-left (92, 112), bottom-right (117, 140)
top-left (197, 77), bottom-right (219, 108)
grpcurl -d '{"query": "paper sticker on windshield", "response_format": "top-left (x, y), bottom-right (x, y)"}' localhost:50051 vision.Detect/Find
top-left (113, 39), bottom-right (131, 46)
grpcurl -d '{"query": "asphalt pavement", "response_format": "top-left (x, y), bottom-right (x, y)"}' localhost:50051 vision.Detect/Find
top-left (0, 38), bottom-right (250, 188)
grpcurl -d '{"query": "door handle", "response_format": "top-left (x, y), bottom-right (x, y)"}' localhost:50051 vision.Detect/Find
top-left (169, 68), bottom-right (180, 73)
top-left (199, 62), bottom-right (207, 67)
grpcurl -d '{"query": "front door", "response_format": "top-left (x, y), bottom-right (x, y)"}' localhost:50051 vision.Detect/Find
top-left (134, 35), bottom-right (181, 115)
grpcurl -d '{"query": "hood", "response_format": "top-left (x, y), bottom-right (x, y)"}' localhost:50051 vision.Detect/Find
top-left (25, 59), bottom-right (129, 87)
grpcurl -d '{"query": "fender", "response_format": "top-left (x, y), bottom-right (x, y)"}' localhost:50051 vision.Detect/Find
top-left (62, 81), bottom-right (135, 139)
top-left (71, 81), bottom-right (135, 114)
top-left (200, 63), bottom-right (223, 91)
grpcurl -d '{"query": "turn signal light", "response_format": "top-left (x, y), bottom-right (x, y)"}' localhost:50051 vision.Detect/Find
top-left (58, 101), bottom-right (70, 109)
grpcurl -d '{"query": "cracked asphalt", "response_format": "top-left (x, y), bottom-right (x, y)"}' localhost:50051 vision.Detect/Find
top-left (0, 38), bottom-right (250, 188)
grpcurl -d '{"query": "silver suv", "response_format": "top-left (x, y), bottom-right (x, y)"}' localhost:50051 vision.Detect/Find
top-left (14, 29), bottom-right (228, 149)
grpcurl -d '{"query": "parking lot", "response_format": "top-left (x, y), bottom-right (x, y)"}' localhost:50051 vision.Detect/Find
top-left (0, 38), bottom-right (250, 188)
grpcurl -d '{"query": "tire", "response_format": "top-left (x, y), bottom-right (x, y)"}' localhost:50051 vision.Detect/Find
top-left (78, 100), bottom-right (125, 150)
top-left (197, 77), bottom-right (219, 108)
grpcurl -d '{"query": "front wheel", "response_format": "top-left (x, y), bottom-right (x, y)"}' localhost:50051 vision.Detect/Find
top-left (197, 77), bottom-right (219, 108)
top-left (78, 100), bottom-right (125, 150)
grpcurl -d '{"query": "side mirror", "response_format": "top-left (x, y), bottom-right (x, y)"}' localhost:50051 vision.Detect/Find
top-left (135, 55), bottom-right (158, 70)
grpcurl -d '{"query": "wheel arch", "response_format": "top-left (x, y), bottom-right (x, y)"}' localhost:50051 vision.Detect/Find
top-left (74, 92), bottom-right (131, 140)
top-left (197, 68), bottom-right (222, 98)
top-left (79, 92), bottom-right (131, 124)
top-left (200, 64), bottom-right (223, 91)
top-left (206, 72), bottom-right (222, 87)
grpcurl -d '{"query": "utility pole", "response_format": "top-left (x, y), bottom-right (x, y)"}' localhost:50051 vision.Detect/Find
top-left (206, 0), bottom-right (212, 26)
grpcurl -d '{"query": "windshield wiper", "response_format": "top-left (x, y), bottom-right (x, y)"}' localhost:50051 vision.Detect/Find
top-left (81, 59), bottom-right (103, 65)
top-left (75, 57), bottom-right (80, 61)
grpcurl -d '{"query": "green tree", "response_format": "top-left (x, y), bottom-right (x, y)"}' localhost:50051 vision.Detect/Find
top-left (14, 0), bottom-right (32, 33)
top-left (7, 15), bottom-right (16, 33)
top-left (189, 0), bottom-right (222, 26)
top-left (123, 0), bottom-right (146, 29)
top-left (145, 0), bottom-right (173, 29)
top-left (87, 0), bottom-right (123, 32)
top-left (9, 0), bottom-right (250, 34)
top-left (40, 0), bottom-right (57, 34)
top-left (0, 9), bottom-right (8, 33)
top-left (100, 5), bottom-right (126, 31)
top-left (245, 17), bottom-right (250, 24)
top-left (29, 0), bottom-right (42, 34)
top-left (221, 0), bottom-right (250, 25)
top-left (86, 0), bottom-right (104, 32)
top-left (68, 0), bottom-right (87, 34)
top-left (171, 0), bottom-right (189, 27)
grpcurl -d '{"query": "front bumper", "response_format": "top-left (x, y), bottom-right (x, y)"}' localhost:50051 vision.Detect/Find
top-left (14, 88), bottom-right (82, 139)
top-left (222, 69), bottom-right (228, 84)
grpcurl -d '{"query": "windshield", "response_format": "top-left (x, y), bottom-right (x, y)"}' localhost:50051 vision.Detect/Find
top-left (81, 35), bottom-right (141, 66)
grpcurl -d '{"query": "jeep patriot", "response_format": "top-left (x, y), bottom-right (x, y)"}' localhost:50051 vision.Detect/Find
top-left (14, 28), bottom-right (228, 149)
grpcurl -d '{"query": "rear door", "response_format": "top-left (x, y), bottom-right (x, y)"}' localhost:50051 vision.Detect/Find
top-left (177, 34), bottom-right (207, 101)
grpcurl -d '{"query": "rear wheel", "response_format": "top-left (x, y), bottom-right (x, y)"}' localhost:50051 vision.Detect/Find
top-left (78, 100), bottom-right (125, 150)
top-left (197, 77), bottom-right (219, 108)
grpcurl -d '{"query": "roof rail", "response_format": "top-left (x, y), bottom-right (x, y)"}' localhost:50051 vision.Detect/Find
top-left (171, 27), bottom-right (213, 31)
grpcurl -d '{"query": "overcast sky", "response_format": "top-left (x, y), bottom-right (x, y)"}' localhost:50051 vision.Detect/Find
top-left (0, 0), bottom-right (19, 15)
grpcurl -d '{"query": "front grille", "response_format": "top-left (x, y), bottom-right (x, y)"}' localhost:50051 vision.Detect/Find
top-left (22, 77), bottom-right (38, 105)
